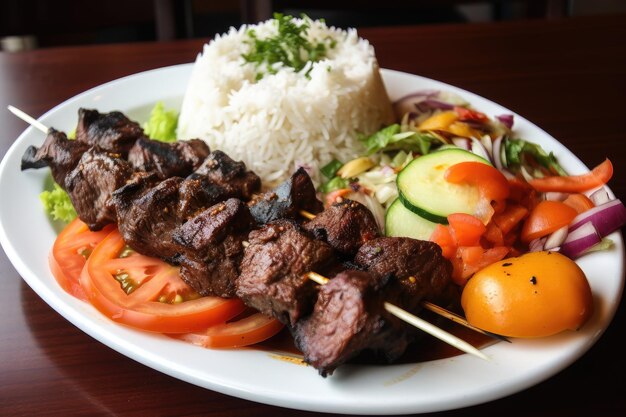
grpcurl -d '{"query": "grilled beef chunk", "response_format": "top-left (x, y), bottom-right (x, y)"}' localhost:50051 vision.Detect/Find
top-left (21, 128), bottom-right (90, 186)
top-left (303, 200), bottom-right (380, 257)
top-left (190, 150), bottom-right (260, 200)
top-left (76, 108), bottom-right (144, 155)
top-left (127, 137), bottom-right (210, 179)
top-left (237, 220), bottom-right (335, 325)
top-left (111, 173), bottom-right (233, 260)
top-left (172, 198), bottom-right (255, 297)
top-left (64, 149), bottom-right (134, 230)
top-left (249, 168), bottom-right (324, 225)
top-left (354, 237), bottom-right (453, 311)
top-left (293, 270), bottom-right (413, 377)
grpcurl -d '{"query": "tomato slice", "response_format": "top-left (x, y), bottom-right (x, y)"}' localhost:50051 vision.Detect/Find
top-left (563, 193), bottom-right (595, 214)
top-left (173, 312), bottom-right (284, 349)
top-left (521, 200), bottom-right (578, 243)
top-left (50, 218), bottom-right (115, 300)
top-left (529, 159), bottom-right (613, 192)
top-left (80, 228), bottom-right (245, 333)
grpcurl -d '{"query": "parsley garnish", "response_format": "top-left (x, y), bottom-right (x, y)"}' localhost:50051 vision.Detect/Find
top-left (242, 13), bottom-right (333, 79)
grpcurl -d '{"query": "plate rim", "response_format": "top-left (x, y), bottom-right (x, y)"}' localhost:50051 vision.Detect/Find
top-left (0, 63), bottom-right (624, 415)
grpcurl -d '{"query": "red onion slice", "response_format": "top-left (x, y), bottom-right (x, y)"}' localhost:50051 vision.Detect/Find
top-left (492, 136), bottom-right (504, 170)
top-left (561, 222), bottom-right (601, 259)
top-left (529, 236), bottom-right (547, 252)
top-left (568, 198), bottom-right (626, 238)
top-left (544, 225), bottom-right (569, 250)
top-left (471, 138), bottom-right (493, 163)
top-left (452, 138), bottom-right (471, 151)
top-left (496, 114), bottom-right (514, 129)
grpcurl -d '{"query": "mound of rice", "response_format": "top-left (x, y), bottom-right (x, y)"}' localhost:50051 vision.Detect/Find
top-left (178, 16), bottom-right (394, 186)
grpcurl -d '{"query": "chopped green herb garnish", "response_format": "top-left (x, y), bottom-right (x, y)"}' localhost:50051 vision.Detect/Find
top-left (242, 13), bottom-right (334, 79)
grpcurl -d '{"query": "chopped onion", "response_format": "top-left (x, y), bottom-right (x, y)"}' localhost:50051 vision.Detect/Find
top-left (544, 225), bottom-right (568, 250)
top-left (544, 192), bottom-right (569, 201)
top-left (452, 137), bottom-right (471, 151)
top-left (496, 114), bottom-right (514, 129)
top-left (480, 135), bottom-right (493, 159)
top-left (471, 138), bottom-right (493, 163)
top-left (418, 99), bottom-right (454, 111)
top-left (529, 237), bottom-right (547, 252)
top-left (568, 198), bottom-right (626, 238)
top-left (560, 222), bottom-right (601, 259)
top-left (492, 136), bottom-right (504, 170)
top-left (392, 90), bottom-right (439, 118)
top-left (590, 188), bottom-right (610, 205)
top-left (520, 165), bottom-right (535, 183)
top-left (346, 191), bottom-right (386, 233)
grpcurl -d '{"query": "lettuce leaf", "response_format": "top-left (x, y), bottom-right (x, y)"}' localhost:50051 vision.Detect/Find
top-left (40, 183), bottom-right (77, 223)
top-left (143, 102), bottom-right (178, 142)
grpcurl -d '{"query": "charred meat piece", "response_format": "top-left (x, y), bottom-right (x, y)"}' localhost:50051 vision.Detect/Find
top-left (172, 198), bottom-right (255, 297)
top-left (64, 149), bottom-right (134, 230)
top-left (190, 150), bottom-right (260, 200)
top-left (249, 168), bottom-right (324, 225)
top-left (354, 237), bottom-right (453, 311)
top-left (110, 175), bottom-right (229, 261)
top-left (236, 220), bottom-right (336, 325)
top-left (303, 199), bottom-right (380, 257)
top-left (21, 128), bottom-right (90, 186)
top-left (76, 108), bottom-right (144, 156)
top-left (293, 270), bottom-right (413, 377)
top-left (127, 137), bottom-right (210, 179)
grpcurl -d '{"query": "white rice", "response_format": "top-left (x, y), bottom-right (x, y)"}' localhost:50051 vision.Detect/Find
top-left (178, 17), bottom-right (394, 187)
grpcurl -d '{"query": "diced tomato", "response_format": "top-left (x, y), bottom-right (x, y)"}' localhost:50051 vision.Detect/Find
top-left (492, 204), bottom-right (529, 235)
top-left (483, 223), bottom-right (504, 247)
top-left (50, 218), bottom-right (115, 300)
top-left (173, 312), bottom-right (284, 349)
top-left (529, 159), bottom-right (613, 193)
top-left (430, 224), bottom-right (456, 259)
top-left (563, 193), bottom-right (595, 214)
top-left (452, 246), bottom-right (510, 286)
top-left (521, 200), bottom-right (578, 243)
top-left (80, 228), bottom-right (245, 333)
top-left (448, 213), bottom-right (486, 246)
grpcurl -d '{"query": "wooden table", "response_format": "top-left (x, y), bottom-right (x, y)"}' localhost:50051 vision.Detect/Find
top-left (1, 14), bottom-right (625, 417)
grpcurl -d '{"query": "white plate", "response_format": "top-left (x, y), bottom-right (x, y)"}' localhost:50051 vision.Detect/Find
top-left (0, 64), bottom-right (623, 415)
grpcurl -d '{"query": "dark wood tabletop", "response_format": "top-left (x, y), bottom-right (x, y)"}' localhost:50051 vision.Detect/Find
top-left (1, 13), bottom-right (625, 417)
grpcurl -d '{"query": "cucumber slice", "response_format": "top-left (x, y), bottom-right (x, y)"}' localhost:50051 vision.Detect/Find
top-left (385, 198), bottom-right (438, 240)
top-left (397, 148), bottom-right (490, 224)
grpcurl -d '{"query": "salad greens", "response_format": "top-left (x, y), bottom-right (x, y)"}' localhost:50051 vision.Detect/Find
top-left (40, 183), bottom-right (77, 223)
top-left (358, 124), bottom-right (439, 156)
top-left (504, 137), bottom-right (567, 176)
top-left (242, 13), bottom-right (333, 79)
top-left (143, 102), bottom-right (178, 143)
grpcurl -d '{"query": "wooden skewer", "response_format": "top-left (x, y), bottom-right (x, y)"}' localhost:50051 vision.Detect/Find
top-left (10, 107), bottom-right (491, 359)
top-left (306, 272), bottom-right (489, 361)
top-left (300, 209), bottom-right (508, 343)
top-left (8, 105), bottom-right (49, 134)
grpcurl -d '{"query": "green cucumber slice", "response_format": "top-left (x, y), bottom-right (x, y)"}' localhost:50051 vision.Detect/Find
top-left (397, 148), bottom-right (490, 224)
top-left (385, 198), bottom-right (438, 240)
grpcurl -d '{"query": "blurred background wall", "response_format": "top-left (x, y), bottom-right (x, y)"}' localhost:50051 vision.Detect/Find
top-left (2, 0), bottom-right (625, 51)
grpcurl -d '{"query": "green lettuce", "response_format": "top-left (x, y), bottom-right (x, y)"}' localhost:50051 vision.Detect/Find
top-left (358, 124), bottom-right (438, 156)
top-left (143, 102), bottom-right (178, 142)
top-left (40, 183), bottom-right (77, 223)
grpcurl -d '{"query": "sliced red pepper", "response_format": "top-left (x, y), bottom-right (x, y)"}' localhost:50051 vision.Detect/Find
top-left (529, 159), bottom-right (613, 193)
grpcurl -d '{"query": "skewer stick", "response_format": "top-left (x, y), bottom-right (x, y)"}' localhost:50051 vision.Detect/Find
top-left (10, 107), bottom-right (491, 359)
top-left (306, 272), bottom-right (489, 361)
top-left (299, 209), bottom-right (507, 343)
top-left (7, 105), bottom-right (49, 134)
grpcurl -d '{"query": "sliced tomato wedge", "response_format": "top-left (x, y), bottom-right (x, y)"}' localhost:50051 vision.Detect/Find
top-left (173, 312), bottom-right (284, 349)
top-left (80, 228), bottom-right (245, 333)
top-left (50, 218), bottom-right (115, 300)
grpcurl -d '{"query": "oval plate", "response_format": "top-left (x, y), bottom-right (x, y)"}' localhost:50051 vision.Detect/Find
top-left (0, 64), bottom-right (623, 415)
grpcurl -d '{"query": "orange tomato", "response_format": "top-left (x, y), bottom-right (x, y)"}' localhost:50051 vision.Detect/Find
top-left (521, 200), bottom-right (577, 243)
top-left (461, 251), bottom-right (593, 338)
top-left (444, 161), bottom-right (510, 202)
top-left (563, 193), bottom-right (595, 214)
